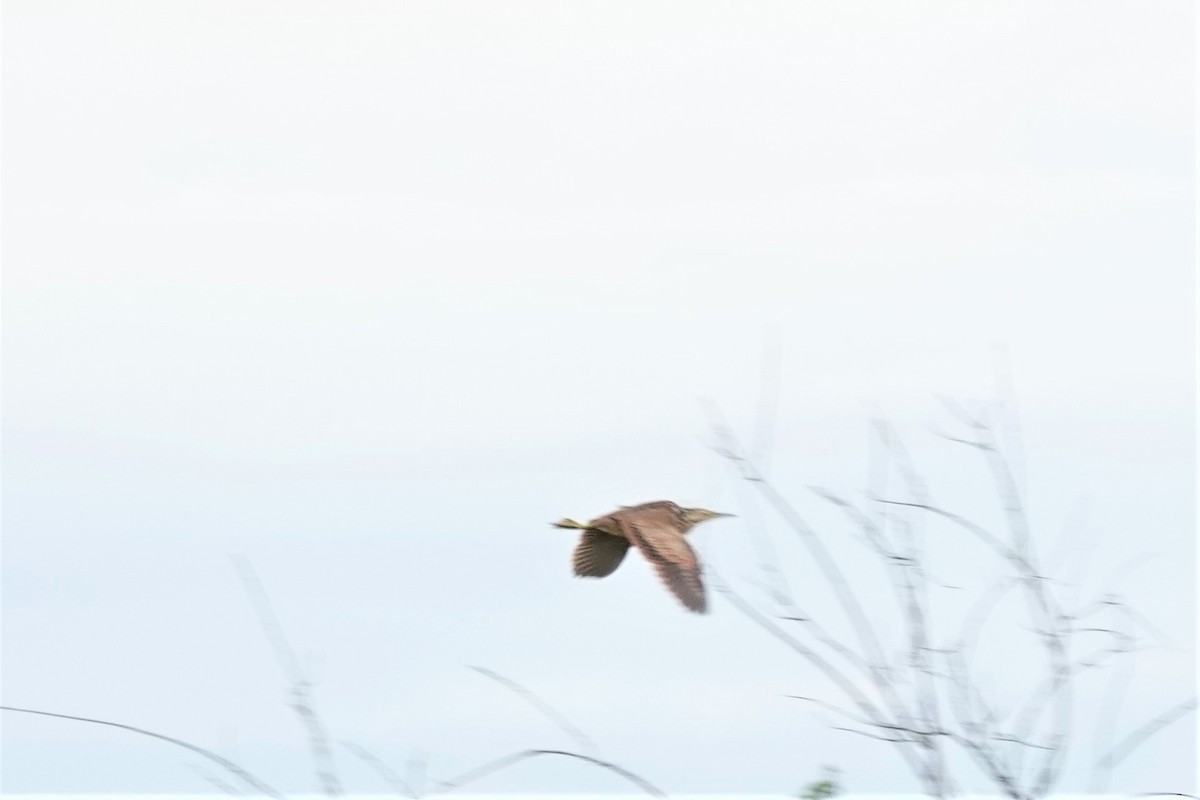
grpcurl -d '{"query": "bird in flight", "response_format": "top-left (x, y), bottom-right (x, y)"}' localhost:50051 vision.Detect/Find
top-left (552, 500), bottom-right (733, 614)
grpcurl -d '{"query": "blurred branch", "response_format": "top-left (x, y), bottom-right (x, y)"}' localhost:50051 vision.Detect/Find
top-left (1089, 604), bottom-right (1139, 792)
top-left (707, 390), bottom-right (1191, 799)
top-left (0, 705), bottom-right (284, 799)
top-left (808, 484), bottom-right (934, 743)
top-left (731, 468), bottom-right (797, 615)
top-left (941, 417), bottom-right (1072, 796)
top-left (189, 762), bottom-right (243, 796)
top-left (703, 404), bottom-right (898, 707)
top-left (407, 749), bottom-right (428, 798)
top-left (1093, 697), bottom-right (1198, 792)
top-left (709, 567), bottom-right (886, 722)
top-left (431, 748), bottom-right (666, 797)
top-left (705, 405), bottom-right (968, 796)
top-left (708, 566), bottom-right (931, 787)
top-left (469, 665), bottom-right (597, 757)
top-left (341, 740), bottom-right (415, 797)
top-left (231, 555), bottom-right (342, 797)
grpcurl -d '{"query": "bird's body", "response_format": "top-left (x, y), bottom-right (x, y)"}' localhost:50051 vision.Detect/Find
top-left (553, 501), bottom-right (732, 614)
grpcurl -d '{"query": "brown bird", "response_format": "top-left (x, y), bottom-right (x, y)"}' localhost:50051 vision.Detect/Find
top-left (552, 500), bottom-right (734, 614)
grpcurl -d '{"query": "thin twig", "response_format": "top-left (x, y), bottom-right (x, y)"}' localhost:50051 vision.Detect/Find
top-left (809, 485), bottom-right (930, 742)
top-left (1093, 697), bottom-right (1198, 789)
top-left (1089, 604), bottom-right (1139, 792)
top-left (468, 666), bottom-right (597, 757)
top-left (189, 762), bottom-right (244, 796)
top-left (431, 749), bottom-right (666, 797)
top-left (975, 422), bottom-right (1072, 797)
top-left (704, 404), bottom-right (898, 719)
top-left (0, 705), bottom-right (284, 799)
top-left (231, 555), bottom-right (342, 797)
top-left (709, 567), bottom-right (885, 722)
top-left (341, 740), bottom-right (415, 797)
top-left (708, 566), bottom-right (930, 785)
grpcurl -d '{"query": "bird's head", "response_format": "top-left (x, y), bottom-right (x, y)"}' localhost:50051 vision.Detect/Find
top-left (682, 507), bottom-right (735, 526)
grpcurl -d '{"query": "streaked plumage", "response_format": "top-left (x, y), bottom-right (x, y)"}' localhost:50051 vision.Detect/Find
top-left (553, 500), bottom-right (733, 614)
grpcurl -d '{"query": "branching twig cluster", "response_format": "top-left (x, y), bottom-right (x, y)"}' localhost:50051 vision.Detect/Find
top-left (704, 399), bottom-right (1194, 799)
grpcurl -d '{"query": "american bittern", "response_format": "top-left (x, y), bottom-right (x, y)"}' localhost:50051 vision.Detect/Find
top-left (552, 500), bottom-right (733, 614)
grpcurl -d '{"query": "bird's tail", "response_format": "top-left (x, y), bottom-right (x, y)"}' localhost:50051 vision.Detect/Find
top-left (552, 518), bottom-right (589, 530)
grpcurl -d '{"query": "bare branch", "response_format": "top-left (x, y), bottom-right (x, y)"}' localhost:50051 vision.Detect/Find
top-left (708, 396), bottom-right (1188, 800)
top-left (1089, 604), bottom-right (1140, 793)
top-left (936, 395), bottom-right (987, 429)
top-left (1, 705), bottom-right (284, 799)
top-left (703, 405), bottom-right (897, 716)
top-left (468, 666), bottom-right (597, 757)
top-left (189, 762), bottom-right (243, 796)
top-left (786, 694), bottom-right (878, 729)
top-left (730, 473), bottom-right (797, 615)
top-left (341, 740), bottom-right (415, 797)
top-left (873, 498), bottom-right (1020, 571)
top-left (231, 555), bottom-right (342, 796)
top-left (431, 749), bottom-right (666, 797)
top-left (708, 567), bottom-right (884, 723)
top-left (1093, 698), bottom-right (1197, 790)
top-left (829, 724), bottom-right (911, 744)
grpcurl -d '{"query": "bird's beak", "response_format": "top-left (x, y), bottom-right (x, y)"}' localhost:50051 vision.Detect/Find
top-left (712, 511), bottom-right (736, 519)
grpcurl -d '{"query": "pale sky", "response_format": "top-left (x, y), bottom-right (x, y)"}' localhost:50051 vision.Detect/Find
top-left (2, 1), bottom-right (1195, 794)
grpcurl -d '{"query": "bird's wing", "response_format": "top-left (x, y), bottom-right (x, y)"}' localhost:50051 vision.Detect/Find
top-left (573, 531), bottom-right (631, 578)
top-left (617, 517), bottom-right (707, 613)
